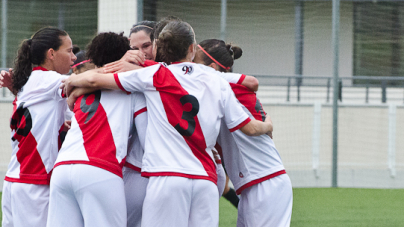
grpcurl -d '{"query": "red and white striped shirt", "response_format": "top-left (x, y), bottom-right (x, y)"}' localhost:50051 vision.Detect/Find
top-left (6, 67), bottom-right (68, 185)
top-left (54, 90), bottom-right (144, 178)
top-left (217, 83), bottom-right (286, 194)
top-left (115, 62), bottom-right (250, 184)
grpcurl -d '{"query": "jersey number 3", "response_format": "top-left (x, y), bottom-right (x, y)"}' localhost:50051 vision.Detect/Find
top-left (175, 95), bottom-right (199, 136)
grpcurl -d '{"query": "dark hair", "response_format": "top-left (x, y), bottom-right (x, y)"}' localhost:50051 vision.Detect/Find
top-left (72, 50), bottom-right (87, 70)
top-left (157, 21), bottom-right (194, 64)
top-left (153, 16), bottom-right (182, 42)
top-left (72, 45), bottom-right (81, 55)
top-left (86, 32), bottom-right (130, 67)
top-left (12, 27), bottom-right (68, 95)
top-left (130, 20), bottom-right (156, 41)
top-left (198, 39), bottom-right (242, 72)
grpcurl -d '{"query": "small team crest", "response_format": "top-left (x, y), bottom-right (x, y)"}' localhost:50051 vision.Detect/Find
top-left (239, 172), bottom-right (244, 178)
top-left (182, 65), bottom-right (193, 75)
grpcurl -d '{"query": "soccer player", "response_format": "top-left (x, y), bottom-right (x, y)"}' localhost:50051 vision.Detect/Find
top-left (194, 39), bottom-right (293, 227)
top-left (1, 27), bottom-right (76, 227)
top-left (62, 20), bottom-right (273, 227)
top-left (46, 32), bottom-right (144, 227)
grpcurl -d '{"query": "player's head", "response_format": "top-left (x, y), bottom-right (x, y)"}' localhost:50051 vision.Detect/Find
top-left (156, 20), bottom-right (196, 64)
top-left (86, 32), bottom-right (130, 67)
top-left (71, 50), bottom-right (95, 74)
top-left (12, 27), bottom-right (76, 94)
top-left (129, 20), bottom-right (156, 60)
top-left (153, 16), bottom-right (182, 61)
top-left (194, 39), bottom-right (242, 72)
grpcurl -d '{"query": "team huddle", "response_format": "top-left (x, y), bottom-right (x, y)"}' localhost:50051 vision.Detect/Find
top-left (0, 16), bottom-right (293, 227)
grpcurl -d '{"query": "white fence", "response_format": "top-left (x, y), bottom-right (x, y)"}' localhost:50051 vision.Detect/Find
top-left (0, 98), bottom-right (403, 189)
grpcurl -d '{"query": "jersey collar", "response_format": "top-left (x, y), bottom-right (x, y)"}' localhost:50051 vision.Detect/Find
top-left (32, 66), bottom-right (49, 71)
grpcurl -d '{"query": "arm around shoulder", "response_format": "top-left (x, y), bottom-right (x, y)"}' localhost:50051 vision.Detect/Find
top-left (241, 75), bottom-right (259, 92)
top-left (239, 118), bottom-right (272, 137)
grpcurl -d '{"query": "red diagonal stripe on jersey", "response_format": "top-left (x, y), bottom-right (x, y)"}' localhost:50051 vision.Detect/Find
top-left (230, 83), bottom-right (267, 122)
top-left (74, 93), bottom-right (121, 176)
top-left (13, 132), bottom-right (48, 179)
top-left (153, 67), bottom-right (217, 183)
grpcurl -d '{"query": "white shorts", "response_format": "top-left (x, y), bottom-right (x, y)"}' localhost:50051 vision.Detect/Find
top-left (1, 181), bottom-right (49, 227)
top-left (237, 174), bottom-right (293, 227)
top-left (141, 176), bottom-right (219, 227)
top-left (46, 164), bottom-right (126, 227)
top-left (123, 166), bottom-right (149, 227)
top-left (216, 163), bottom-right (226, 196)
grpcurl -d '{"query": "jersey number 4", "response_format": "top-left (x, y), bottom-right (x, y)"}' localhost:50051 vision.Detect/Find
top-left (175, 95), bottom-right (199, 136)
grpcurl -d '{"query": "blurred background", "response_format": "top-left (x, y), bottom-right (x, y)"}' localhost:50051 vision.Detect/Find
top-left (1, 0), bottom-right (404, 190)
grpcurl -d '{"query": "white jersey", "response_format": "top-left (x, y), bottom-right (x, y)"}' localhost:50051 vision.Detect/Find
top-left (6, 67), bottom-right (67, 185)
top-left (125, 93), bottom-right (148, 172)
top-left (54, 90), bottom-right (142, 178)
top-left (115, 61), bottom-right (250, 184)
top-left (217, 83), bottom-right (286, 194)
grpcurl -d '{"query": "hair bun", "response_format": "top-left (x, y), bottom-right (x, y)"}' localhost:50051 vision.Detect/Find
top-left (230, 45), bottom-right (242, 60)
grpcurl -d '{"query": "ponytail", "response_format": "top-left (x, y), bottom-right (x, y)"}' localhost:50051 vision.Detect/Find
top-left (12, 39), bottom-right (33, 95)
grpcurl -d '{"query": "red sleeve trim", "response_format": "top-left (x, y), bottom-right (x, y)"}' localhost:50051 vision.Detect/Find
top-left (229, 117), bottom-right (251, 132)
top-left (124, 162), bottom-right (142, 173)
top-left (235, 170), bottom-right (286, 195)
top-left (134, 107), bottom-right (147, 118)
top-left (141, 172), bottom-right (217, 185)
top-left (113, 73), bottom-right (131, 95)
top-left (237, 74), bottom-right (246, 85)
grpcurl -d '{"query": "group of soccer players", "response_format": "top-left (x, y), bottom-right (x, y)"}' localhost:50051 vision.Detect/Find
top-left (0, 16), bottom-right (292, 227)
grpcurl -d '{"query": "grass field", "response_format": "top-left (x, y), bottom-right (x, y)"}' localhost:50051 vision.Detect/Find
top-left (219, 188), bottom-right (404, 227)
top-left (1, 188), bottom-right (404, 226)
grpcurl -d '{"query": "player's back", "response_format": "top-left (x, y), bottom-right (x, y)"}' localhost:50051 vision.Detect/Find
top-left (55, 89), bottom-right (136, 177)
top-left (217, 83), bottom-right (285, 194)
top-left (7, 67), bottom-right (67, 184)
top-left (116, 62), bottom-right (249, 184)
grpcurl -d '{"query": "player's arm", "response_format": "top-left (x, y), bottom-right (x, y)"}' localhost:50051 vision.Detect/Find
top-left (241, 75), bottom-right (259, 92)
top-left (239, 116), bottom-right (273, 137)
top-left (63, 69), bottom-right (118, 96)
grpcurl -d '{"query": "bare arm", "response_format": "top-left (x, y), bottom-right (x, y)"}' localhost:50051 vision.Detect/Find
top-left (64, 69), bottom-right (118, 97)
top-left (241, 75), bottom-right (259, 92)
top-left (103, 60), bottom-right (143, 73)
top-left (239, 115), bottom-right (273, 137)
top-left (103, 50), bottom-right (145, 73)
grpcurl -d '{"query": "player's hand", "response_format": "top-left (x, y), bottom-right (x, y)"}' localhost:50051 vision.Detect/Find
top-left (0, 68), bottom-right (13, 89)
top-left (264, 114), bottom-right (273, 138)
top-left (121, 50), bottom-right (145, 65)
top-left (63, 74), bottom-right (78, 97)
top-left (66, 87), bottom-right (78, 111)
top-left (103, 60), bottom-right (143, 73)
top-left (63, 120), bottom-right (72, 131)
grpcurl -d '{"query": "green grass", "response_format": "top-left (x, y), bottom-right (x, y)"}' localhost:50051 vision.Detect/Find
top-left (291, 188), bottom-right (404, 227)
top-left (219, 188), bottom-right (404, 227)
top-left (2, 188), bottom-right (404, 227)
